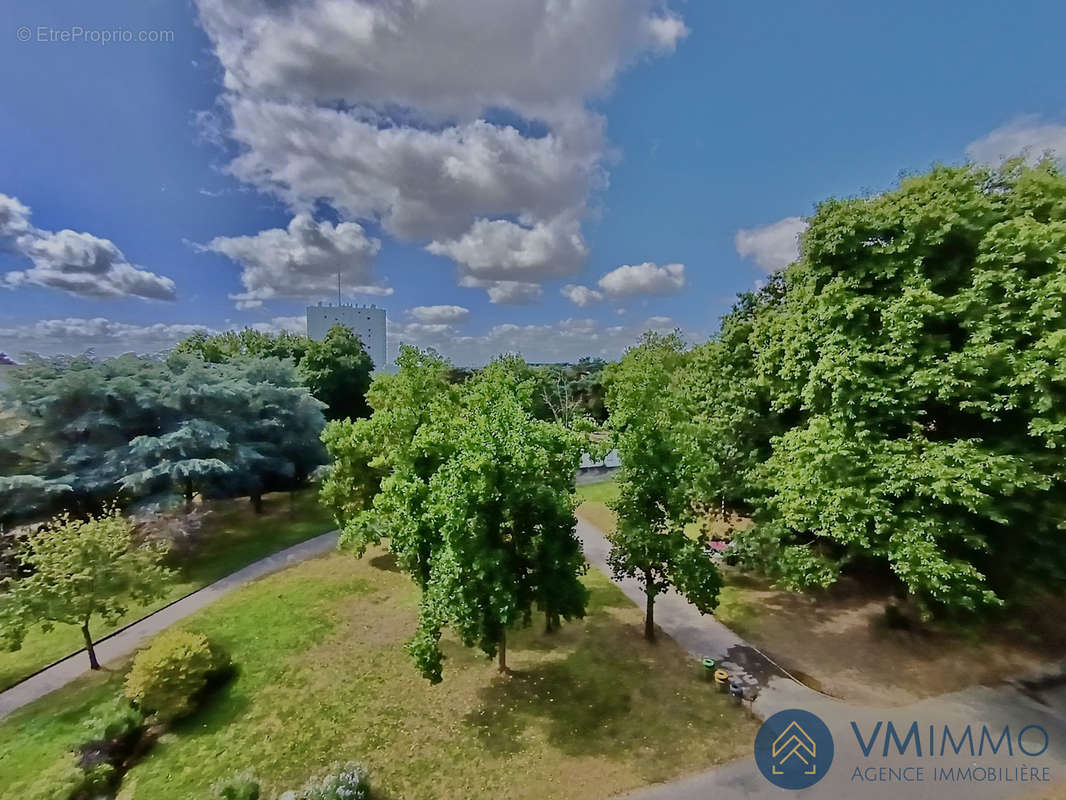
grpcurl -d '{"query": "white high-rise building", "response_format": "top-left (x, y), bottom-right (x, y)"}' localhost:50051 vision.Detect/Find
top-left (306, 302), bottom-right (387, 369)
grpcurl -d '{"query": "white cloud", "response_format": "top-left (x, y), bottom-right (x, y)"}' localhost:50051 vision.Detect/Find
top-left (597, 261), bottom-right (685, 297)
top-left (202, 213), bottom-right (385, 309)
top-left (427, 216), bottom-right (587, 282)
top-left (734, 216), bottom-right (807, 272)
top-left (459, 275), bottom-right (543, 305)
top-left (194, 0), bottom-right (688, 296)
top-left (408, 305), bottom-right (470, 324)
top-left (226, 100), bottom-right (601, 243)
top-left (560, 284), bottom-right (604, 307)
top-left (0, 193), bottom-right (177, 301)
top-left (390, 314), bottom-right (683, 366)
top-left (196, 0), bottom-right (687, 122)
top-left (966, 116), bottom-right (1066, 167)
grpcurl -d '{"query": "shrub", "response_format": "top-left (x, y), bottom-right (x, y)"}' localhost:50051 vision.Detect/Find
top-left (124, 630), bottom-right (231, 722)
top-left (23, 752), bottom-right (116, 800)
top-left (83, 698), bottom-right (146, 743)
top-left (279, 763), bottom-right (371, 800)
top-left (212, 771), bottom-right (261, 800)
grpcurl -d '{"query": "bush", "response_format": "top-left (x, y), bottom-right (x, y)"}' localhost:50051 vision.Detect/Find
top-left (124, 630), bottom-right (231, 722)
top-left (279, 763), bottom-right (371, 800)
top-left (83, 698), bottom-right (146, 743)
top-left (23, 752), bottom-right (116, 800)
top-left (212, 771), bottom-right (261, 800)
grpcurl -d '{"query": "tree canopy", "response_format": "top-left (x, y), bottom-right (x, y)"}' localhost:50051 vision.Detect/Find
top-left (684, 160), bottom-right (1066, 616)
top-left (0, 353), bottom-right (326, 524)
top-left (322, 347), bottom-right (589, 681)
top-left (176, 325), bottom-right (374, 422)
top-left (604, 332), bottom-right (723, 640)
top-left (0, 508), bottom-right (172, 670)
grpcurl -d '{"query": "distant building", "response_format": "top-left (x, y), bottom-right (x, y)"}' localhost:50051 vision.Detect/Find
top-left (306, 303), bottom-right (386, 369)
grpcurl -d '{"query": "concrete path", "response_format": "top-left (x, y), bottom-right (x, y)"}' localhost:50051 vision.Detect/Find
top-left (575, 516), bottom-right (1066, 799)
top-left (575, 517), bottom-right (797, 698)
top-left (0, 530), bottom-right (338, 720)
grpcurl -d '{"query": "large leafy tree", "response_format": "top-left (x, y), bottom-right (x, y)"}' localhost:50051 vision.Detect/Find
top-left (323, 349), bottom-right (588, 682)
top-left (299, 324), bottom-right (375, 421)
top-left (0, 509), bottom-right (172, 670)
top-left (0, 353), bottom-right (326, 523)
top-left (120, 356), bottom-right (326, 513)
top-left (174, 328), bottom-right (308, 364)
top-left (698, 161), bottom-right (1066, 616)
top-left (604, 332), bottom-right (723, 641)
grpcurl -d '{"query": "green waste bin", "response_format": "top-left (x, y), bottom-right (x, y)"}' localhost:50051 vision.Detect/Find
top-left (701, 657), bottom-right (717, 682)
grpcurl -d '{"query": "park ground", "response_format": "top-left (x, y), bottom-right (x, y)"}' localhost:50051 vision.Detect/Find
top-left (575, 478), bottom-right (1066, 706)
top-left (0, 537), bottom-right (757, 799)
top-left (0, 490), bottom-right (334, 690)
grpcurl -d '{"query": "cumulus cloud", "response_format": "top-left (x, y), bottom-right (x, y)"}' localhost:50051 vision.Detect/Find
top-left (408, 305), bottom-right (470, 324)
top-left (193, 0), bottom-right (688, 296)
top-left (597, 261), bottom-right (685, 297)
top-left (734, 216), bottom-right (808, 272)
top-left (966, 116), bottom-right (1066, 167)
top-left (560, 284), bottom-right (604, 307)
top-left (389, 314), bottom-right (683, 366)
top-left (226, 101), bottom-right (602, 243)
top-left (427, 216), bottom-right (587, 282)
top-left (459, 275), bottom-right (543, 305)
top-left (196, 0), bottom-right (687, 122)
top-left (202, 213), bottom-right (385, 308)
top-left (0, 192), bottom-right (176, 300)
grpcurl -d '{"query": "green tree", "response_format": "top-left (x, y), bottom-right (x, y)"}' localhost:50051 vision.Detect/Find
top-left (322, 345), bottom-right (457, 583)
top-left (604, 332), bottom-right (723, 641)
top-left (324, 349), bottom-right (588, 681)
top-left (174, 328), bottom-right (308, 364)
top-left (408, 367), bottom-right (587, 680)
top-left (0, 509), bottom-right (172, 670)
top-left (299, 324), bottom-right (375, 421)
top-left (700, 160), bottom-right (1066, 616)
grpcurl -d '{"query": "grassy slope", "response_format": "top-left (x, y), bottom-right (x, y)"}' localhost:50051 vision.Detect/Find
top-left (0, 550), bottom-right (757, 800)
top-left (0, 490), bottom-right (334, 690)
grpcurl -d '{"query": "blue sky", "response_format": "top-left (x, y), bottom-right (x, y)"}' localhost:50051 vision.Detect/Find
top-left (2, 0), bottom-right (1065, 365)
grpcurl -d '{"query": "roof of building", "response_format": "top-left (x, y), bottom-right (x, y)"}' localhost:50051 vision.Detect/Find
top-left (0, 352), bottom-right (17, 366)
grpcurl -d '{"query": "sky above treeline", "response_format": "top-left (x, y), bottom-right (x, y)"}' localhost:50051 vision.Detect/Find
top-left (2, 0), bottom-right (1065, 366)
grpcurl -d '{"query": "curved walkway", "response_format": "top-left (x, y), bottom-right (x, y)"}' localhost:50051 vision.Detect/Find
top-left (0, 530), bottom-right (339, 720)
top-left (576, 517), bottom-right (1066, 800)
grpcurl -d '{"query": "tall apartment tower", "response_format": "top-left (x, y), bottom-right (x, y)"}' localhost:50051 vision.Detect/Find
top-left (306, 302), bottom-right (387, 369)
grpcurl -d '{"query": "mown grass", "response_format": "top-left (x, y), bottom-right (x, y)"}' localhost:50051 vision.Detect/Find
top-left (0, 549), bottom-right (757, 800)
top-left (0, 490), bottom-right (334, 690)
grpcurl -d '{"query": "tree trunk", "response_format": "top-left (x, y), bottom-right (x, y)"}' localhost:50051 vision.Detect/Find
top-left (544, 610), bottom-right (555, 634)
top-left (643, 570), bottom-right (656, 643)
top-left (250, 492), bottom-right (263, 514)
top-left (184, 480), bottom-right (194, 512)
top-left (498, 633), bottom-right (508, 673)
top-left (82, 622), bottom-right (100, 670)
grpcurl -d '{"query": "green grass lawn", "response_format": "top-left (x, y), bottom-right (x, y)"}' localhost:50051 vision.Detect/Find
top-left (574, 478), bottom-right (620, 534)
top-left (0, 490), bottom-right (334, 690)
top-left (0, 548), bottom-right (757, 800)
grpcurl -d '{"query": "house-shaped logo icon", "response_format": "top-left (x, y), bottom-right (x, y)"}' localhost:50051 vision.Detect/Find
top-left (755, 709), bottom-right (834, 789)
top-left (771, 720), bottom-right (818, 775)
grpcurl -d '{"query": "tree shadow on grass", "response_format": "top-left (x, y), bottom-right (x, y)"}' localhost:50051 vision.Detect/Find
top-left (369, 552), bottom-right (400, 572)
top-left (463, 615), bottom-right (668, 761)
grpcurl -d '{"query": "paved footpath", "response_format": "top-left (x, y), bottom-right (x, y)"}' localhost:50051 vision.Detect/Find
top-left (575, 517), bottom-right (1066, 800)
top-left (0, 530), bottom-right (338, 720)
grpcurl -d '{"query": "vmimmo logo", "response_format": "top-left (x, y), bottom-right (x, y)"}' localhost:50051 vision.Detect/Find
top-left (755, 709), bottom-right (835, 789)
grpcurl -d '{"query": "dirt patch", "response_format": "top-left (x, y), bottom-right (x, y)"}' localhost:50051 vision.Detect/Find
top-left (717, 571), bottom-right (1066, 706)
